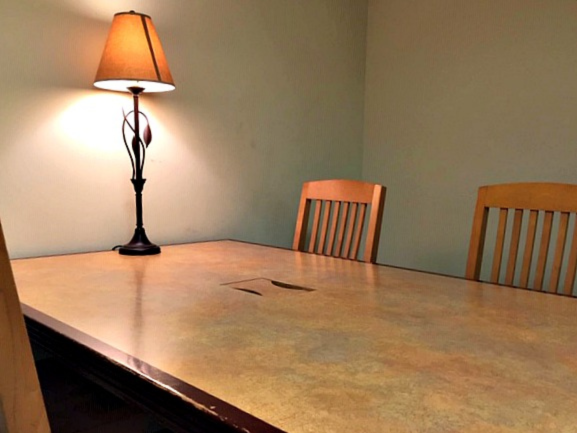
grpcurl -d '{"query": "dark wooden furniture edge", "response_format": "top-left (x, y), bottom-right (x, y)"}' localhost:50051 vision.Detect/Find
top-left (22, 304), bottom-right (285, 433)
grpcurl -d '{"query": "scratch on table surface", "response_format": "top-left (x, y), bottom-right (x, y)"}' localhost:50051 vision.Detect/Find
top-left (222, 277), bottom-right (315, 297)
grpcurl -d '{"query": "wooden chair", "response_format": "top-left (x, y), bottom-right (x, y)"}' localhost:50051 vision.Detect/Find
top-left (0, 219), bottom-right (51, 432)
top-left (293, 179), bottom-right (386, 263)
top-left (466, 182), bottom-right (577, 296)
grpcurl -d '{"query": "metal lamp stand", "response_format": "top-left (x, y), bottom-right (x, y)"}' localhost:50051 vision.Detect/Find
top-left (117, 87), bottom-right (161, 256)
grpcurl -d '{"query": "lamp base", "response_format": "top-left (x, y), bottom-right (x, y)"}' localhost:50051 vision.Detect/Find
top-left (118, 228), bottom-right (161, 256)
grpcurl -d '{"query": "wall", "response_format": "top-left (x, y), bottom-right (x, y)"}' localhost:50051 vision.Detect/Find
top-left (364, 0), bottom-right (577, 276)
top-left (0, 0), bottom-right (367, 258)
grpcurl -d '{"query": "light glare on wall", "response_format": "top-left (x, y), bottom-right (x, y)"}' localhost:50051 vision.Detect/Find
top-left (58, 93), bottom-right (135, 154)
top-left (52, 0), bottom-right (136, 20)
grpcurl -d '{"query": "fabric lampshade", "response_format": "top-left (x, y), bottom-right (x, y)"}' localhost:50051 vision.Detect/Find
top-left (94, 11), bottom-right (175, 93)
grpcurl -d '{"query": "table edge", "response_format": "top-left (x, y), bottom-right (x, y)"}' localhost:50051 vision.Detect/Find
top-left (23, 304), bottom-right (285, 433)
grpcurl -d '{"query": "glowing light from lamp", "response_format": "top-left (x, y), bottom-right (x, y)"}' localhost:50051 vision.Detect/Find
top-left (58, 93), bottom-right (135, 153)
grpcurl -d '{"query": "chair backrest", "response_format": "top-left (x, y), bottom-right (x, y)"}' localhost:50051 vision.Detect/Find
top-left (466, 182), bottom-right (577, 296)
top-left (0, 219), bottom-right (50, 433)
top-left (292, 179), bottom-right (386, 263)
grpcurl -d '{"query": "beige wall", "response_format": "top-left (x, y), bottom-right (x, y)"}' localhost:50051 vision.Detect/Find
top-left (0, 0), bottom-right (367, 258)
top-left (364, 0), bottom-right (577, 276)
top-left (6, 0), bottom-right (570, 273)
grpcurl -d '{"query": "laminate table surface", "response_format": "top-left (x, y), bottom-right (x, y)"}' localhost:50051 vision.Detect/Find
top-left (11, 240), bottom-right (577, 433)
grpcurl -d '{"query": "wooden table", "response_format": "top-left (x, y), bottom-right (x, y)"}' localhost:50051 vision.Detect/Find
top-left (11, 240), bottom-right (577, 433)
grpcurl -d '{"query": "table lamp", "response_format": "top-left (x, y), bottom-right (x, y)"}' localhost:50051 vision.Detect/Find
top-left (94, 11), bottom-right (175, 255)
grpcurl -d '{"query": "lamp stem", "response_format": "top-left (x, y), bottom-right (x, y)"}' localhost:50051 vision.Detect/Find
top-left (117, 87), bottom-right (161, 256)
top-left (132, 89), bottom-right (144, 229)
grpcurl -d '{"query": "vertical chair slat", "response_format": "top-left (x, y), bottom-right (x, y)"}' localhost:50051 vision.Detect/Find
top-left (326, 201), bottom-right (341, 256)
top-left (534, 211), bottom-right (554, 290)
top-left (350, 204), bottom-right (367, 260)
top-left (549, 212), bottom-right (569, 293)
top-left (335, 202), bottom-right (349, 257)
top-left (491, 208), bottom-right (509, 283)
top-left (308, 200), bottom-right (322, 253)
top-left (363, 185), bottom-right (386, 263)
top-left (292, 190), bottom-right (311, 252)
top-left (318, 201), bottom-right (332, 255)
top-left (519, 210), bottom-right (538, 288)
top-left (563, 217), bottom-right (577, 296)
top-left (342, 203), bottom-right (358, 258)
top-left (466, 204), bottom-right (490, 281)
top-left (505, 209), bottom-right (523, 286)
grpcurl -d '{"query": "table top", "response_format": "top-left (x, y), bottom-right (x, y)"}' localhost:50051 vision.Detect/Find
top-left (12, 240), bottom-right (577, 433)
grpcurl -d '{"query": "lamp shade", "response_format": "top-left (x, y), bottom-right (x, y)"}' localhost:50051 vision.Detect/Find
top-left (94, 11), bottom-right (175, 93)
